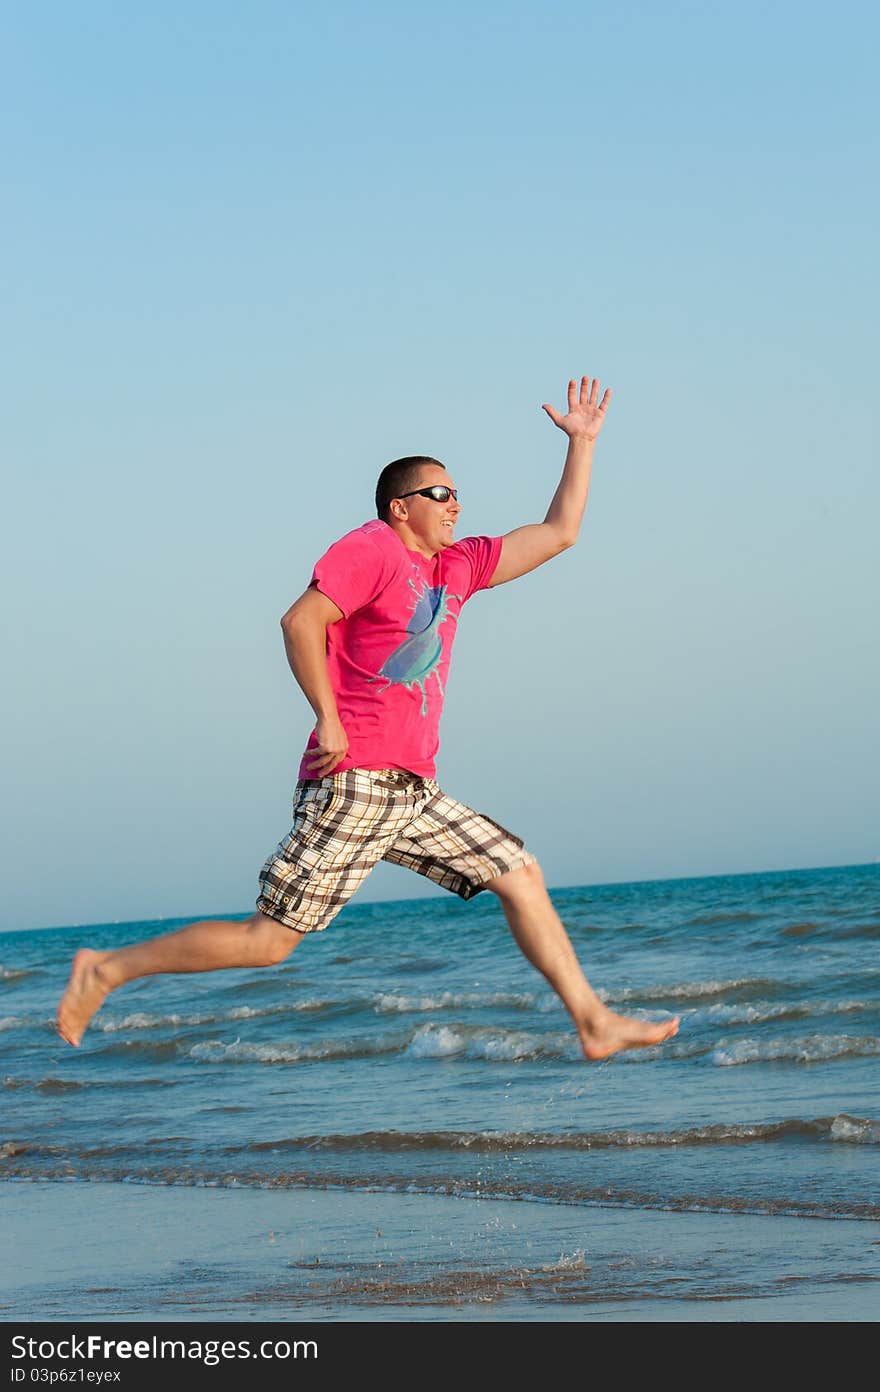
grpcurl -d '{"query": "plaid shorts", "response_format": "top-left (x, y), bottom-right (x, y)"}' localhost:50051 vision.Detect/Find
top-left (256, 768), bottom-right (536, 933)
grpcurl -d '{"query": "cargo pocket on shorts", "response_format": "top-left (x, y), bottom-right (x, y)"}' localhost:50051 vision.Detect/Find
top-left (257, 778), bottom-right (340, 923)
top-left (278, 779), bottom-right (335, 866)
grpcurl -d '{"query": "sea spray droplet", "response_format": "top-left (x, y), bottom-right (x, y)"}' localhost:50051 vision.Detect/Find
top-left (543, 1249), bottom-right (588, 1272)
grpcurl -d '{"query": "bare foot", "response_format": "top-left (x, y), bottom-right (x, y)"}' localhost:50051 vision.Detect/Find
top-left (579, 1008), bottom-right (680, 1061)
top-left (56, 949), bottom-right (113, 1046)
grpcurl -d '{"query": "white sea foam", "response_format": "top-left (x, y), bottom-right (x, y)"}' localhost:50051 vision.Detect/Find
top-left (288, 998), bottom-right (340, 1014)
top-left (610, 977), bottom-right (776, 1004)
top-left (469, 1034), bottom-right (538, 1062)
top-left (704, 997), bottom-right (875, 1026)
top-left (375, 991), bottom-right (532, 1014)
top-left (225, 999), bottom-right (337, 1018)
top-left (188, 1038), bottom-right (348, 1064)
top-left (712, 1034), bottom-right (880, 1066)
top-left (829, 1114), bottom-right (880, 1144)
top-left (376, 992), bottom-right (459, 1014)
top-left (405, 1025), bottom-right (466, 1058)
top-left (704, 1001), bottom-right (792, 1024)
top-left (98, 1012), bottom-right (209, 1033)
top-left (96, 999), bottom-right (338, 1033)
top-left (0, 1017), bottom-right (25, 1032)
top-left (403, 1025), bottom-right (577, 1063)
top-left (535, 993), bottom-right (572, 1013)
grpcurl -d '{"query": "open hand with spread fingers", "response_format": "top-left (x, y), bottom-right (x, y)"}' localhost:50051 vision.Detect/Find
top-left (542, 376), bottom-right (612, 440)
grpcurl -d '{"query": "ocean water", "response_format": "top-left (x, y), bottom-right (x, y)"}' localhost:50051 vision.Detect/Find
top-left (3, 862), bottom-right (880, 1317)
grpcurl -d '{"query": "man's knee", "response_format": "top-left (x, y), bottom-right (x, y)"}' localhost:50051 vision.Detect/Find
top-left (484, 858), bottom-right (545, 902)
top-left (247, 911), bottom-right (304, 966)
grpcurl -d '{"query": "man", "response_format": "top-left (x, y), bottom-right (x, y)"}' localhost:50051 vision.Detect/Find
top-left (57, 376), bottom-right (679, 1059)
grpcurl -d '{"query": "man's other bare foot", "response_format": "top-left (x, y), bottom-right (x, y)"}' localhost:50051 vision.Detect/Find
top-left (56, 949), bottom-right (112, 1046)
top-left (579, 1007), bottom-right (680, 1061)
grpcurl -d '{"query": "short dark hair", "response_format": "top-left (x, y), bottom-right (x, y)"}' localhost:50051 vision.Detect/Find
top-left (375, 456), bottom-right (445, 521)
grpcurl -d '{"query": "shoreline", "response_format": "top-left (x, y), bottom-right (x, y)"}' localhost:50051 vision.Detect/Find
top-left (4, 1179), bottom-right (878, 1322)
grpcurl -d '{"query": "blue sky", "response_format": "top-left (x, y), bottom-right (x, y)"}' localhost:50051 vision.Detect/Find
top-left (3, 1), bottom-right (877, 931)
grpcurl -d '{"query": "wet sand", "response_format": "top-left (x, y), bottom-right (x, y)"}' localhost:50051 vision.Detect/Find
top-left (3, 1181), bottom-right (878, 1322)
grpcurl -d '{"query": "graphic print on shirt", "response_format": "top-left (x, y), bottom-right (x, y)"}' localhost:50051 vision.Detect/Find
top-left (371, 575), bottom-right (463, 715)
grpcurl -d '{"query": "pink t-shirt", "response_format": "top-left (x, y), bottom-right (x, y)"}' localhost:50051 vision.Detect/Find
top-left (298, 520), bottom-right (502, 779)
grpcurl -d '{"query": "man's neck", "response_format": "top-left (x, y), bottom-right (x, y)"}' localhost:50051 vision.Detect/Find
top-left (385, 519), bottom-right (438, 560)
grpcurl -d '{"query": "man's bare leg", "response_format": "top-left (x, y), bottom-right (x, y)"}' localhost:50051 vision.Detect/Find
top-left (485, 861), bottom-right (679, 1060)
top-left (56, 911), bottom-right (302, 1047)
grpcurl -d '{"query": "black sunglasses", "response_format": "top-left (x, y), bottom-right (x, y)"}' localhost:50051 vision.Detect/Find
top-left (397, 485), bottom-right (459, 503)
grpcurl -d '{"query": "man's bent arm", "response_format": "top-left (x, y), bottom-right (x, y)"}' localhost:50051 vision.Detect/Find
top-left (280, 588), bottom-right (349, 775)
top-left (489, 375), bottom-right (611, 588)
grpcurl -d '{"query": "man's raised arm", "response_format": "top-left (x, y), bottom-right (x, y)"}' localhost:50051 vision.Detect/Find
top-left (489, 375), bottom-right (612, 588)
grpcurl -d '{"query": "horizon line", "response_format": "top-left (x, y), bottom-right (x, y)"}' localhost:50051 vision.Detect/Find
top-left (6, 857), bottom-right (877, 936)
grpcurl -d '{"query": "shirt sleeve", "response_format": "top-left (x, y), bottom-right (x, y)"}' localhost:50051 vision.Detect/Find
top-left (310, 528), bottom-right (394, 618)
top-left (451, 535), bottom-right (503, 603)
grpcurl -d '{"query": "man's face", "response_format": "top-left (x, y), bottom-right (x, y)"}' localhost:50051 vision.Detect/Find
top-left (397, 464), bottom-right (461, 552)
